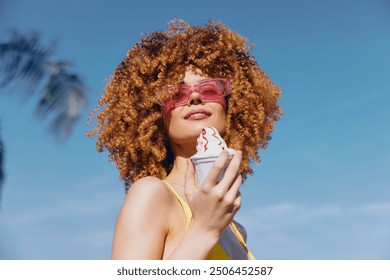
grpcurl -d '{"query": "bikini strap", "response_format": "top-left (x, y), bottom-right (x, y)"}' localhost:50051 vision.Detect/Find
top-left (230, 222), bottom-right (256, 260)
top-left (161, 180), bottom-right (192, 230)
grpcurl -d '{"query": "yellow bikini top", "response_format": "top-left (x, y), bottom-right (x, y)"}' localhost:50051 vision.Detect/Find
top-left (162, 180), bottom-right (255, 260)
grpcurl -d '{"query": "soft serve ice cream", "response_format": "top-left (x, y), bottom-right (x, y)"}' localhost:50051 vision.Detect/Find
top-left (192, 127), bottom-right (235, 158)
top-left (191, 127), bottom-right (235, 185)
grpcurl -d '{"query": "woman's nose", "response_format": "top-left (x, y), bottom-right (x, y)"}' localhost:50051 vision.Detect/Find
top-left (187, 91), bottom-right (205, 106)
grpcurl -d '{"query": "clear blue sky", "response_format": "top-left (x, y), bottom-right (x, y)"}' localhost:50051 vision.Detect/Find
top-left (0, 0), bottom-right (389, 259)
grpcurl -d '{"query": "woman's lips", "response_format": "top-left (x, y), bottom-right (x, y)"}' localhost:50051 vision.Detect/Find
top-left (184, 109), bottom-right (212, 120)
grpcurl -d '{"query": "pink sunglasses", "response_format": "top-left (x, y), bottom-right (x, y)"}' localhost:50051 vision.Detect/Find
top-left (159, 78), bottom-right (231, 116)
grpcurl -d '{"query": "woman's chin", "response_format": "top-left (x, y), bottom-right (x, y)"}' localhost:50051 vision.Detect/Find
top-left (188, 119), bottom-right (225, 133)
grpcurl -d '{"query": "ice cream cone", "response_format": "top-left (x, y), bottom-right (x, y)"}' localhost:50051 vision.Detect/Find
top-left (191, 155), bottom-right (229, 186)
top-left (190, 127), bottom-right (234, 186)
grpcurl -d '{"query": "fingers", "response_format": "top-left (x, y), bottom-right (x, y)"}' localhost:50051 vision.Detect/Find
top-left (232, 192), bottom-right (242, 213)
top-left (226, 180), bottom-right (242, 216)
top-left (227, 190), bottom-right (242, 214)
top-left (218, 150), bottom-right (242, 193)
top-left (225, 174), bottom-right (242, 203)
top-left (202, 150), bottom-right (230, 189)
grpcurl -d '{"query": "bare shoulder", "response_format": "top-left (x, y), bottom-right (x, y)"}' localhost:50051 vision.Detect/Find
top-left (121, 176), bottom-right (173, 213)
top-left (125, 176), bottom-right (170, 198)
top-left (112, 176), bottom-right (173, 259)
top-left (114, 176), bottom-right (174, 240)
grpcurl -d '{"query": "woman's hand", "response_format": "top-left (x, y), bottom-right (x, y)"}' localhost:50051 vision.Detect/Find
top-left (184, 150), bottom-right (242, 239)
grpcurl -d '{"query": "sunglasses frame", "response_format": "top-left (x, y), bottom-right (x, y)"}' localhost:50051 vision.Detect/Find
top-left (159, 78), bottom-right (231, 116)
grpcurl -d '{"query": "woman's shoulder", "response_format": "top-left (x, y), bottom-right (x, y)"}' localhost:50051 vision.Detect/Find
top-left (128, 176), bottom-right (168, 193)
top-left (112, 176), bottom-right (174, 258)
top-left (123, 176), bottom-right (173, 209)
top-left (131, 176), bottom-right (166, 188)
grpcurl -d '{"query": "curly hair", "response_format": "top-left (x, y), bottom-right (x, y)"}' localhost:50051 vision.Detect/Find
top-left (88, 19), bottom-right (282, 190)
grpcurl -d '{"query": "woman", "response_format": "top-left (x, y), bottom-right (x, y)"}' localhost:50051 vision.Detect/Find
top-left (89, 19), bottom-right (282, 259)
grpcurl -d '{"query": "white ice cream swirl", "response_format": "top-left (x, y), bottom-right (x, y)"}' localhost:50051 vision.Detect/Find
top-left (192, 127), bottom-right (235, 157)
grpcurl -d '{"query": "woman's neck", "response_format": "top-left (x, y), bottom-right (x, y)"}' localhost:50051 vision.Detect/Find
top-left (165, 138), bottom-right (198, 185)
top-left (166, 155), bottom-right (189, 186)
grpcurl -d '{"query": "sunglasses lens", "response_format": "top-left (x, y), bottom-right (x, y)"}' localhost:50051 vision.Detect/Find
top-left (161, 79), bottom-right (229, 112)
top-left (198, 80), bottom-right (226, 99)
top-left (169, 87), bottom-right (189, 107)
top-left (198, 84), bottom-right (218, 96)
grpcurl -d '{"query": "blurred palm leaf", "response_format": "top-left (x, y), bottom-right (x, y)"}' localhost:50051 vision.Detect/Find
top-left (0, 30), bottom-right (55, 98)
top-left (0, 30), bottom-right (88, 198)
top-left (36, 61), bottom-right (88, 141)
top-left (0, 30), bottom-right (88, 141)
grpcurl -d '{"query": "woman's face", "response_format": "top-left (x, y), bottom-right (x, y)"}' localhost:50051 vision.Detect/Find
top-left (164, 68), bottom-right (227, 152)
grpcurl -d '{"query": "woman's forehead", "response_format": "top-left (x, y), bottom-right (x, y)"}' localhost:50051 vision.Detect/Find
top-left (180, 66), bottom-right (209, 85)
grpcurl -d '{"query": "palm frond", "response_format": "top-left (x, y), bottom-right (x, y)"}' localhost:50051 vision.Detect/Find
top-left (1, 30), bottom-right (89, 142)
top-left (0, 30), bottom-right (55, 97)
top-left (35, 61), bottom-right (88, 141)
